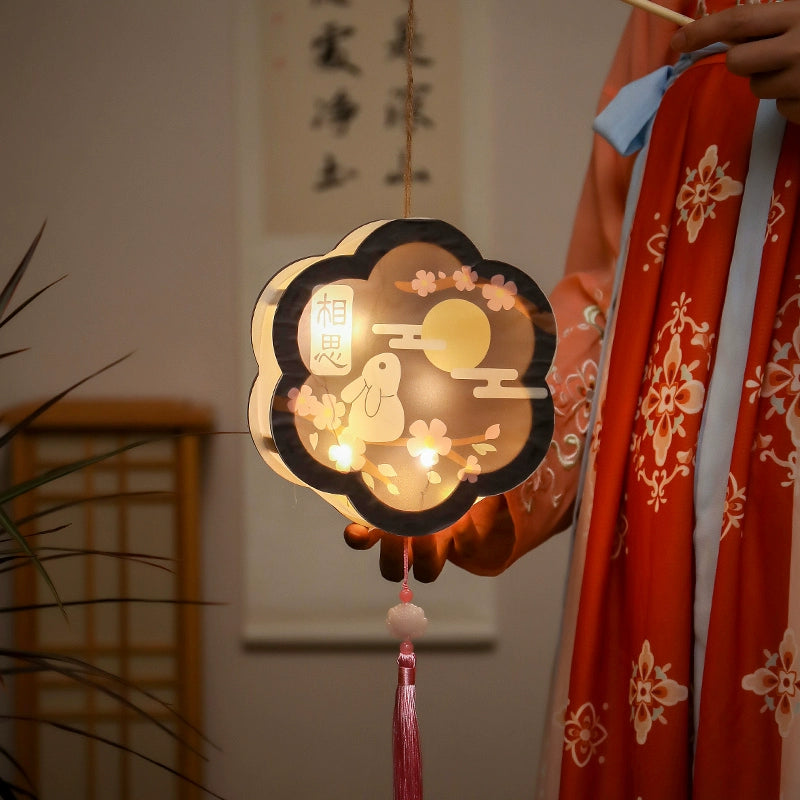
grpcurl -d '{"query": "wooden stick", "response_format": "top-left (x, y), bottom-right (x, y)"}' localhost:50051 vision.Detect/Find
top-left (620, 0), bottom-right (694, 26)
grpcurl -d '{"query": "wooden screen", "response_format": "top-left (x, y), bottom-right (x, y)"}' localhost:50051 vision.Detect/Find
top-left (6, 400), bottom-right (212, 800)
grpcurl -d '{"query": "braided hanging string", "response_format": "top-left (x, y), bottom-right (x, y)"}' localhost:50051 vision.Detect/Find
top-left (394, 8), bottom-right (422, 797)
top-left (403, 0), bottom-right (415, 218)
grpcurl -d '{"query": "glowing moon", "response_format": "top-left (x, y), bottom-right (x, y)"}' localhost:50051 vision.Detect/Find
top-left (421, 299), bottom-right (491, 372)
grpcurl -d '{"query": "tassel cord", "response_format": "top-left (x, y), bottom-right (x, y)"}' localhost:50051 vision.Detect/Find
top-left (393, 649), bottom-right (422, 800)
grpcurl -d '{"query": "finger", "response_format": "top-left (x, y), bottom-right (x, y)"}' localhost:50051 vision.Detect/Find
top-left (776, 95), bottom-right (800, 124)
top-left (408, 532), bottom-right (449, 583)
top-left (379, 534), bottom-right (407, 582)
top-left (727, 34), bottom-right (800, 77)
top-left (672, 2), bottom-right (798, 53)
top-left (748, 66), bottom-right (800, 99)
top-left (449, 495), bottom-right (516, 577)
top-left (343, 523), bottom-right (383, 550)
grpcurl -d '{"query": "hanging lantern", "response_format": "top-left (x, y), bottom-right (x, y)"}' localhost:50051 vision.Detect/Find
top-left (249, 217), bottom-right (555, 536)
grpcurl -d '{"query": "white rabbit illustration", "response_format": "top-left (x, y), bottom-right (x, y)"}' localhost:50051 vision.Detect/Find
top-left (340, 352), bottom-right (405, 443)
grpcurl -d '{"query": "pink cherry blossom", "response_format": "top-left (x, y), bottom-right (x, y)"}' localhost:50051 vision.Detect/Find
top-left (457, 455), bottom-right (481, 483)
top-left (312, 393), bottom-right (345, 431)
top-left (453, 265), bottom-right (478, 291)
top-left (411, 269), bottom-right (437, 297)
top-left (406, 419), bottom-right (452, 465)
top-left (287, 384), bottom-right (319, 417)
top-left (482, 274), bottom-right (517, 312)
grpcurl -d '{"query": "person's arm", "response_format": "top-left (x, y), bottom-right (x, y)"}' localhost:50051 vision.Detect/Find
top-left (671, 0), bottom-right (800, 124)
top-left (344, 5), bottom-right (691, 582)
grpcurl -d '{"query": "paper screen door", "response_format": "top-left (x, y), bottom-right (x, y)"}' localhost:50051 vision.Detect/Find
top-left (6, 400), bottom-right (211, 800)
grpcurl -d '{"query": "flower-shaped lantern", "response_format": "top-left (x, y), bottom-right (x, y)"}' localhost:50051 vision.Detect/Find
top-left (249, 218), bottom-right (555, 536)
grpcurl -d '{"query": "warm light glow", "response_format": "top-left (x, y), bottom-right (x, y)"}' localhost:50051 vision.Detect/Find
top-left (329, 443), bottom-right (354, 471)
top-left (419, 448), bottom-right (439, 469)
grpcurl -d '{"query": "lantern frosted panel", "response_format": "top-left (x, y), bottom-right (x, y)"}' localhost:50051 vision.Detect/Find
top-left (250, 218), bottom-right (555, 536)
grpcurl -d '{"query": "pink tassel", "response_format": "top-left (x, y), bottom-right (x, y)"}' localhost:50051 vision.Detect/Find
top-left (393, 642), bottom-right (422, 800)
top-left (389, 541), bottom-right (425, 799)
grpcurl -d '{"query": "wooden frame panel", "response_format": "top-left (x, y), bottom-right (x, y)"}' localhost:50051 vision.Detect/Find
top-left (6, 399), bottom-right (211, 800)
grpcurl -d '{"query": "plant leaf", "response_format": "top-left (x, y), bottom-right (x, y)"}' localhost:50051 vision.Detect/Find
top-left (0, 597), bottom-right (221, 615)
top-left (6, 649), bottom-right (206, 759)
top-left (0, 748), bottom-right (35, 796)
top-left (0, 435), bottom-right (160, 613)
top-left (0, 506), bottom-right (62, 616)
top-left (0, 222), bottom-right (45, 322)
top-left (0, 524), bottom-right (70, 547)
top-left (377, 463), bottom-right (397, 477)
top-left (0, 353), bottom-right (133, 452)
top-left (0, 647), bottom-right (216, 749)
top-left (472, 443), bottom-right (496, 455)
top-left (0, 275), bottom-right (66, 333)
top-left (0, 437), bottom-right (157, 508)
top-left (0, 775), bottom-right (33, 800)
top-left (0, 715), bottom-right (226, 800)
top-left (0, 549), bottom-right (174, 576)
top-left (0, 349), bottom-right (29, 361)
top-left (10, 490), bottom-right (168, 530)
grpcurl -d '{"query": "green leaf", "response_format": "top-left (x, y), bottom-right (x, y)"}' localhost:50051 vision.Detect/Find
top-left (0, 274), bottom-right (66, 333)
top-left (0, 436), bottom-right (156, 508)
top-left (0, 646), bottom-right (217, 749)
top-left (10, 490), bottom-right (168, 530)
top-left (0, 446), bottom-right (157, 605)
top-left (0, 548), bottom-right (174, 576)
top-left (0, 352), bottom-right (133, 452)
top-left (0, 524), bottom-right (71, 553)
top-left (0, 349), bottom-right (29, 361)
top-left (0, 775), bottom-right (34, 799)
top-left (0, 597), bottom-right (220, 615)
top-left (0, 714), bottom-right (226, 800)
top-left (0, 747), bottom-right (35, 797)
top-left (0, 223), bottom-right (227, 798)
top-left (0, 649), bottom-right (204, 759)
top-left (0, 506), bottom-right (62, 617)
top-left (0, 222), bottom-right (45, 322)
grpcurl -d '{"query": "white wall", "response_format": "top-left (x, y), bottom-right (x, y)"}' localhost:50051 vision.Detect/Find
top-left (0, 1), bottom-right (628, 797)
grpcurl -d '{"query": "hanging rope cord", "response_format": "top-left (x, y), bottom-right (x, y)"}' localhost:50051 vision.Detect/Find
top-left (403, 0), bottom-right (415, 218)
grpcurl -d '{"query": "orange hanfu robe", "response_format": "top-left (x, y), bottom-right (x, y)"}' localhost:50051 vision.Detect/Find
top-left (489, 1), bottom-right (800, 797)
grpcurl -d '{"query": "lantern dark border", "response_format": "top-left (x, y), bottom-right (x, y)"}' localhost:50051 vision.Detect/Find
top-left (265, 219), bottom-right (556, 536)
